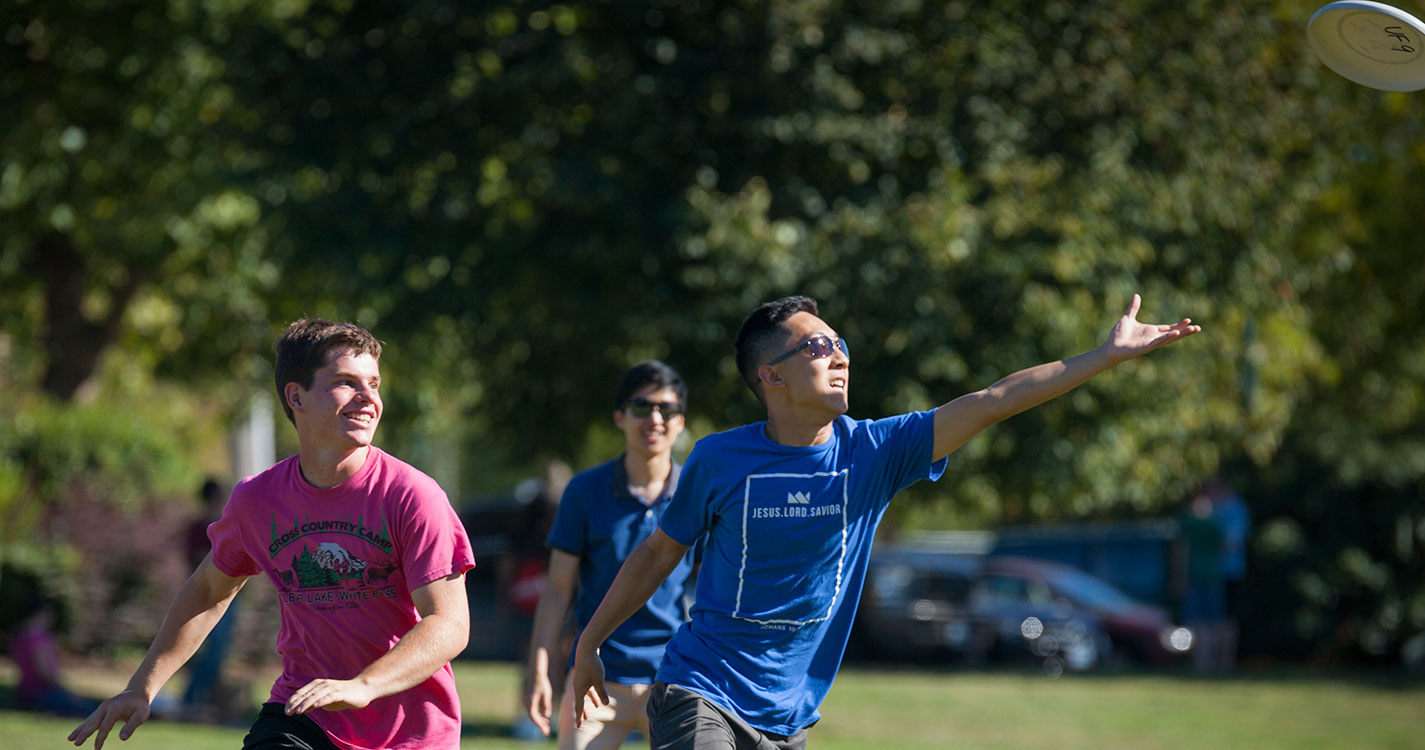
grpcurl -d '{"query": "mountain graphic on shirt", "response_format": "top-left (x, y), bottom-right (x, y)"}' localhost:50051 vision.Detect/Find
top-left (787, 491), bottom-right (812, 505)
top-left (313, 542), bottom-right (368, 576)
top-left (291, 542), bottom-right (369, 588)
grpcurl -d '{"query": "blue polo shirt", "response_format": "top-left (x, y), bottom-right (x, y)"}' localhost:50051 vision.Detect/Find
top-left (547, 456), bottom-right (698, 684)
top-left (656, 411), bottom-right (945, 735)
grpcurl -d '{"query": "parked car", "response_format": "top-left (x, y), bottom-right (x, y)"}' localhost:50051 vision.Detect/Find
top-left (965, 572), bottom-right (1109, 675)
top-left (975, 556), bottom-right (1192, 665)
top-left (989, 519), bottom-right (1178, 610)
top-left (853, 547), bottom-right (981, 661)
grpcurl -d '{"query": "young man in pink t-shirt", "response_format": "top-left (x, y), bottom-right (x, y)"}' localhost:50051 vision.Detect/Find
top-left (70, 319), bottom-right (476, 750)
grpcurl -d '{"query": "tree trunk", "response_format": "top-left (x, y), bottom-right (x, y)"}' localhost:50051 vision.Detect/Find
top-left (34, 232), bottom-right (141, 400)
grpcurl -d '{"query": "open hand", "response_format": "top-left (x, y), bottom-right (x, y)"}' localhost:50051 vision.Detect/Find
top-left (1102, 294), bottom-right (1200, 362)
top-left (69, 690), bottom-right (151, 749)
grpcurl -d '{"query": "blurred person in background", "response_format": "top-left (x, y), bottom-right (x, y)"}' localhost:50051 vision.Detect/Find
top-left (571, 293), bottom-right (1198, 750)
top-left (524, 361), bottom-right (700, 749)
top-left (181, 476), bottom-right (238, 722)
top-left (70, 318), bottom-right (475, 750)
top-left (10, 594), bottom-right (99, 718)
top-left (504, 459), bottom-right (569, 741)
top-left (1205, 476), bottom-right (1249, 672)
top-left (1178, 489), bottom-right (1226, 674)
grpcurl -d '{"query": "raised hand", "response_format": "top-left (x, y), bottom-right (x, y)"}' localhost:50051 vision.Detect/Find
top-left (1102, 293), bottom-right (1200, 362)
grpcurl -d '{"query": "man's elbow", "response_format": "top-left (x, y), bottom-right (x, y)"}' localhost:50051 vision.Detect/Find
top-left (424, 610), bottom-right (470, 663)
top-left (446, 615), bottom-right (470, 658)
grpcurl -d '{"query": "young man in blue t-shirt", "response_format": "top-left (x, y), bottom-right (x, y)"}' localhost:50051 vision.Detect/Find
top-left (525, 361), bottom-right (700, 750)
top-left (570, 295), bottom-right (1199, 749)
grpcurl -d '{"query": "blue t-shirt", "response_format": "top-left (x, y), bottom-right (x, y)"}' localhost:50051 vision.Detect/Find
top-left (547, 456), bottom-right (698, 684)
top-left (657, 411), bottom-right (946, 735)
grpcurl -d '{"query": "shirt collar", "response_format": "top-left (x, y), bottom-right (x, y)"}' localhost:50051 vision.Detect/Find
top-left (611, 454), bottom-right (681, 504)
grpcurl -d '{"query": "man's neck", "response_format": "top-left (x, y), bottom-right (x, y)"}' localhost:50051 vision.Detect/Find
top-left (763, 409), bottom-right (836, 447)
top-left (624, 450), bottom-right (673, 503)
top-left (298, 443), bottom-right (371, 489)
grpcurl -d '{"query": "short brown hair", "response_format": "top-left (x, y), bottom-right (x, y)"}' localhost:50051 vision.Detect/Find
top-left (274, 318), bottom-right (382, 424)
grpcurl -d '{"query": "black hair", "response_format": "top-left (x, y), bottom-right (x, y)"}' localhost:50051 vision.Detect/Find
top-left (273, 318), bottom-right (383, 425)
top-left (733, 295), bottom-right (819, 405)
top-left (614, 360), bottom-right (687, 411)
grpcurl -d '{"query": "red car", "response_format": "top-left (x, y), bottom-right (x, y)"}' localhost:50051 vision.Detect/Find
top-left (975, 556), bottom-right (1192, 666)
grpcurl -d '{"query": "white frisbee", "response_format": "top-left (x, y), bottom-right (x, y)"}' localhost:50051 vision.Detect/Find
top-left (1308, 1), bottom-right (1425, 91)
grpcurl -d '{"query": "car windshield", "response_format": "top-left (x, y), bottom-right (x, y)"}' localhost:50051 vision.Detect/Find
top-left (1048, 566), bottom-right (1141, 612)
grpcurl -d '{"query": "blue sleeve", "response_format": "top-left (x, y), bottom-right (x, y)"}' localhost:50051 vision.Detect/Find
top-left (659, 444), bottom-right (713, 548)
top-left (546, 476), bottom-right (589, 555)
top-left (867, 410), bottom-right (947, 494)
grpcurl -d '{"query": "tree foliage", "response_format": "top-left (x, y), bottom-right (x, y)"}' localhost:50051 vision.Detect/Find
top-left (4, 0), bottom-right (1423, 660)
top-left (1, 0), bottom-right (276, 402)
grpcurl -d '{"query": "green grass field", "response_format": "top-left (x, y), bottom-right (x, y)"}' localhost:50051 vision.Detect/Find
top-left (6, 660), bottom-right (1423, 749)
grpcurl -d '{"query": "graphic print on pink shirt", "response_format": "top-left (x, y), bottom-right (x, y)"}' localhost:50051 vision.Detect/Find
top-left (268, 514), bottom-right (403, 608)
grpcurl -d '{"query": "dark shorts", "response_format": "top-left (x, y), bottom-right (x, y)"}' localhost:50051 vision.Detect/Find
top-left (646, 682), bottom-right (808, 750)
top-left (242, 703), bottom-right (340, 750)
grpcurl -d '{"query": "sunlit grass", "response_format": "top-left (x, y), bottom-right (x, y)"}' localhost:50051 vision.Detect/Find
top-left (5, 659), bottom-right (1423, 749)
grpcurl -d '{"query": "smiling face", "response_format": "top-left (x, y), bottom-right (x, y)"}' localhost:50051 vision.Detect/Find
top-left (286, 348), bottom-right (383, 450)
top-left (613, 384), bottom-right (685, 461)
top-left (761, 311), bottom-right (850, 417)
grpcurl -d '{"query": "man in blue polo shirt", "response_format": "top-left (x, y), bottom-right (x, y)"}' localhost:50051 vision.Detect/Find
top-left (525, 360), bottom-right (699, 750)
top-left (570, 294), bottom-right (1199, 749)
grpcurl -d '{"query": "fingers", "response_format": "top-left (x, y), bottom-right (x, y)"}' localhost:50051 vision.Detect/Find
top-left (528, 707), bottom-right (550, 736)
top-left (582, 684), bottom-right (605, 709)
top-left (1151, 324), bottom-right (1201, 348)
top-left (1124, 293), bottom-right (1142, 321)
top-left (90, 708), bottom-right (123, 750)
top-left (118, 711), bottom-right (148, 743)
top-left (68, 712), bottom-right (98, 745)
top-left (528, 692), bottom-right (552, 735)
top-left (286, 679), bottom-right (338, 715)
top-left (70, 702), bottom-right (121, 748)
top-left (593, 683), bottom-right (609, 706)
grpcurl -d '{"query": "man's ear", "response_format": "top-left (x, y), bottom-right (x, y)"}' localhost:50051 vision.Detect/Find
top-left (284, 382), bottom-right (304, 415)
top-left (613, 409), bottom-right (626, 430)
top-left (758, 364), bottom-right (784, 391)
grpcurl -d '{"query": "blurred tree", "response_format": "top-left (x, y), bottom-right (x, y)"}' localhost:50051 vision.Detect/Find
top-left (203, 0), bottom-right (1339, 508)
top-left (0, 0), bottom-right (275, 402)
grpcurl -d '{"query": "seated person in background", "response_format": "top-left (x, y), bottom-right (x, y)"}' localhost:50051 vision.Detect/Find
top-left (10, 595), bottom-right (98, 718)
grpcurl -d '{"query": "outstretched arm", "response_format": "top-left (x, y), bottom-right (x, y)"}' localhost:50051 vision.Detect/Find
top-left (70, 556), bottom-right (249, 749)
top-left (525, 549), bottom-right (580, 736)
top-left (932, 294), bottom-right (1199, 461)
top-left (282, 570), bottom-right (470, 715)
top-left (570, 529), bottom-right (690, 726)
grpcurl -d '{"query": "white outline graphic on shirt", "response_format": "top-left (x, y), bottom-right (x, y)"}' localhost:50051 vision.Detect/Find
top-left (734, 470), bottom-right (849, 626)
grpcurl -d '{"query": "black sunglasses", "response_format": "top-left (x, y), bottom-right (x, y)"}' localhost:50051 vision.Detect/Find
top-left (767, 334), bottom-right (850, 365)
top-left (627, 398), bottom-right (684, 419)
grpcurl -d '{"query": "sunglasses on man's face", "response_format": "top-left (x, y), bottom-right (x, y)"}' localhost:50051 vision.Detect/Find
top-left (767, 334), bottom-right (850, 366)
top-left (626, 398), bottom-right (684, 419)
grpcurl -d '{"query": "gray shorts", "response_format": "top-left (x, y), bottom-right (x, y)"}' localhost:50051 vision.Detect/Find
top-left (646, 682), bottom-right (809, 750)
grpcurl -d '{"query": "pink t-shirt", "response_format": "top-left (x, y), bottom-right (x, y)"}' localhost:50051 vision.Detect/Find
top-left (209, 447), bottom-right (476, 750)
